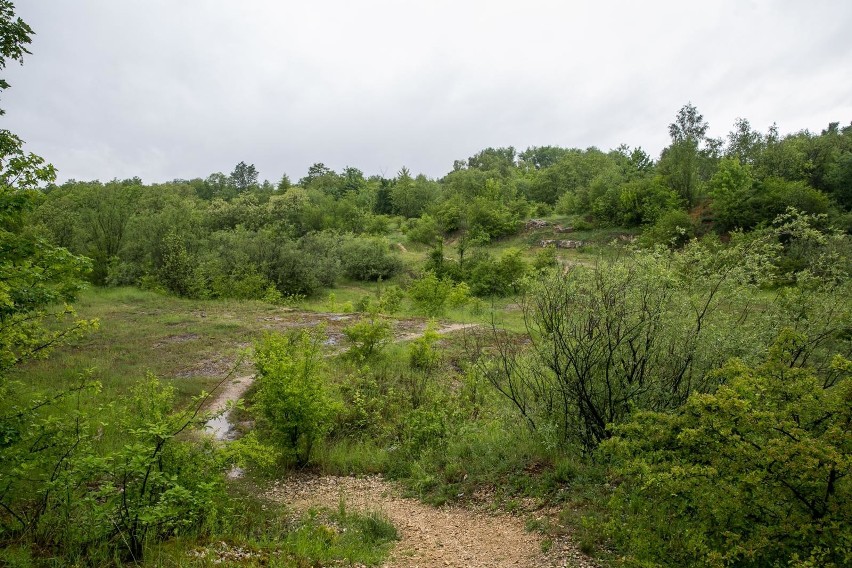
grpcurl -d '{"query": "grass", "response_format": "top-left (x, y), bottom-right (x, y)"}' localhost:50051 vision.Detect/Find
top-left (10, 287), bottom-right (276, 400)
top-left (145, 481), bottom-right (398, 567)
top-left (4, 275), bottom-right (614, 565)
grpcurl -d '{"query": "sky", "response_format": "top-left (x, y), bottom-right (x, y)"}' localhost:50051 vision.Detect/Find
top-left (3, 0), bottom-right (852, 184)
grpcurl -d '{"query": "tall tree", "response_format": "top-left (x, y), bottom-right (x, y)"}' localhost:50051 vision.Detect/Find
top-left (229, 161), bottom-right (258, 193)
top-left (659, 102), bottom-right (710, 208)
top-left (725, 117), bottom-right (764, 164)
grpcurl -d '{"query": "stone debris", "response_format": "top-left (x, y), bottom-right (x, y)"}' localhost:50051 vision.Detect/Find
top-left (540, 239), bottom-right (584, 249)
top-left (526, 219), bottom-right (551, 229)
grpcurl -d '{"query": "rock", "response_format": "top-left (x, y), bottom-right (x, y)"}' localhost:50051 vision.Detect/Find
top-left (526, 219), bottom-right (551, 229)
top-left (540, 239), bottom-right (584, 249)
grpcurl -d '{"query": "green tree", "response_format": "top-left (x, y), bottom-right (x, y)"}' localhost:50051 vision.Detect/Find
top-left (229, 161), bottom-right (258, 193)
top-left (0, 0), bottom-right (32, 110)
top-left (725, 117), bottom-right (764, 165)
top-left (0, 1), bottom-right (92, 376)
top-left (708, 157), bottom-right (755, 231)
top-left (658, 103), bottom-right (710, 208)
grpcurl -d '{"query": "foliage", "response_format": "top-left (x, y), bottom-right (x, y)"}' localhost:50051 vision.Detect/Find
top-left (407, 271), bottom-right (455, 316)
top-left (408, 321), bottom-right (441, 371)
top-left (467, 248), bottom-right (528, 297)
top-left (339, 237), bottom-right (403, 281)
top-left (343, 313), bottom-right (392, 361)
top-left (640, 209), bottom-right (696, 248)
top-left (603, 336), bottom-right (852, 568)
top-left (158, 230), bottom-right (203, 297)
top-left (376, 283), bottom-right (404, 314)
top-left (0, 374), bottom-right (226, 562)
top-left (253, 330), bottom-right (335, 465)
top-left (0, 10), bottom-right (93, 378)
top-left (477, 239), bottom-right (779, 450)
top-left (532, 245), bottom-right (558, 272)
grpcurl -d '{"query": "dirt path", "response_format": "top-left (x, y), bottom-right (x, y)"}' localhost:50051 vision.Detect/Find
top-left (396, 322), bottom-right (476, 342)
top-left (204, 316), bottom-right (598, 567)
top-left (204, 375), bottom-right (254, 440)
top-left (267, 475), bottom-right (597, 568)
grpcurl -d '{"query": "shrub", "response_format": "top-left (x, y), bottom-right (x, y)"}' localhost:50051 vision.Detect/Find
top-left (342, 315), bottom-right (392, 361)
top-left (603, 335), bottom-right (852, 567)
top-left (339, 237), bottom-right (403, 281)
top-left (0, 375), bottom-right (226, 563)
top-left (407, 271), bottom-right (454, 316)
top-left (533, 245), bottom-right (558, 272)
top-left (468, 248), bottom-right (528, 297)
top-left (408, 322), bottom-right (441, 372)
top-left (376, 284), bottom-right (404, 314)
top-left (407, 214), bottom-right (441, 245)
top-left (641, 209), bottom-right (696, 248)
top-left (253, 331), bottom-right (335, 465)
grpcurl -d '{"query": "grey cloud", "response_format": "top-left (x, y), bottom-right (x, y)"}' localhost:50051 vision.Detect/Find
top-left (3, 0), bottom-right (851, 184)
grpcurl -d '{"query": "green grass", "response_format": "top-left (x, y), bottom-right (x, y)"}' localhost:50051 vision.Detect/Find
top-left (146, 481), bottom-right (398, 567)
top-left (5, 277), bottom-right (614, 565)
top-left (10, 287), bottom-right (291, 401)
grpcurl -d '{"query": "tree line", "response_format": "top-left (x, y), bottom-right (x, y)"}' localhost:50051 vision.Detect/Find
top-left (27, 106), bottom-right (852, 304)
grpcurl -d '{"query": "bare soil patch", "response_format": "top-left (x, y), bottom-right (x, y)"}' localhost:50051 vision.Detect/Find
top-left (268, 475), bottom-right (598, 568)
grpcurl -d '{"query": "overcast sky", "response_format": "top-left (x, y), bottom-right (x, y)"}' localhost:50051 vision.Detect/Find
top-left (3, 0), bottom-right (851, 184)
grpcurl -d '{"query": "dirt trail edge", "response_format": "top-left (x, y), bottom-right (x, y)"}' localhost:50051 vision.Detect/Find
top-left (267, 474), bottom-right (598, 568)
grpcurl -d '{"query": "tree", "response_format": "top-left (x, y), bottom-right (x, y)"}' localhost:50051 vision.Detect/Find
top-left (253, 331), bottom-right (335, 465)
top-left (0, 1), bottom-right (92, 377)
top-left (229, 161), bottom-right (258, 193)
top-left (0, 0), bottom-right (32, 114)
top-left (659, 102), bottom-right (711, 207)
top-left (726, 117), bottom-right (764, 164)
top-left (277, 173), bottom-right (291, 191)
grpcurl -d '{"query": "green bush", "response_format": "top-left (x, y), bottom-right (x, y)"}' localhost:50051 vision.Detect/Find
top-left (339, 237), bottom-right (403, 281)
top-left (342, 314), bottom-right (392, 361)
top-left (0, 375), bottom-right (226, 563)
top-left (641, 209), bottom-right (696, 248)
top-left (253, 331), bottom-right (335, 465)
top-left (407, 271), bottom-right (450, 316)
top-left (407, 214), bottom-right (441, 245)
top-left (376, 284), bottom-right (404, 314)
top-left (468, 248), bottom-right (528, 297)
top-left (603, 335), bottom-right (852, 567)
top-left (408, 322), bottom-right (441, 371)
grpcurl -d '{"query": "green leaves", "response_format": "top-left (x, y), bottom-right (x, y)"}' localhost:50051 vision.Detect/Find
top-left (604, 340), bottom-right (852, 567)
top-left (254, 330), bottom-right (336, 465)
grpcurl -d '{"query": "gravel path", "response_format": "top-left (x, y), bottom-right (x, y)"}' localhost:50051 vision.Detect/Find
top-left (267, 475), bottom-right (599, 568)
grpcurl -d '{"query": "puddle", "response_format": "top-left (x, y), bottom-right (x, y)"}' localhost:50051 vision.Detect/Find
top-left (203, 375), bottom-right (255, 441)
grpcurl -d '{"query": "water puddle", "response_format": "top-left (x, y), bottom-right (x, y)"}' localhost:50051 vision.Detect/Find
top-left (204, 375), bottom-right (255, 441)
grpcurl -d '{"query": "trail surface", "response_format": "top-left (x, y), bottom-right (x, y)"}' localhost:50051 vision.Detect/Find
top-left (267, 475), bottom-right (598, 568)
